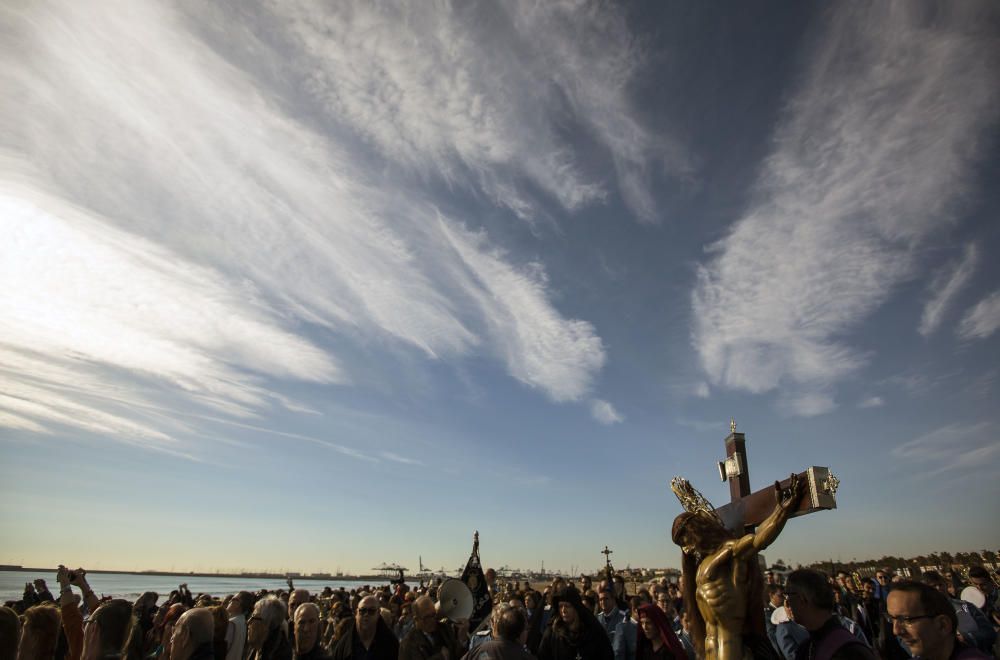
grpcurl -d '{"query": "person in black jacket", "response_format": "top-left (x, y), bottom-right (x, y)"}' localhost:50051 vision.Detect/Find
top-left (399, 596), bottom-right (462, 660)
top-left (538, 587), bottom-right (613, 660)
top-left (328, 596), bottom-right (398, 660)
top-left (523, 591), bottom-right (544, 656)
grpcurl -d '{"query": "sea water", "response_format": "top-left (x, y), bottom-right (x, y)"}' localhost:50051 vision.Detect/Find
top-left (1, 570), bottom-right (374, 604)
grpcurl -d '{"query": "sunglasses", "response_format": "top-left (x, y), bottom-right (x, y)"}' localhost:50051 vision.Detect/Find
top-left (357, 607), bottom-right (379, 616)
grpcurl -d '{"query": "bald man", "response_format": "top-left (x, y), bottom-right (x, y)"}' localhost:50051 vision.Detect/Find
top-left (288, 591), bottom-right (311, 618)
top-left (329, 595), bottom-right (398, 660)
top-left (171, 608), bottom-right (215, 660)
top-left (294, 603), bottom-right (328, 660)
top-left (399, 596), bottom-right (461, 660)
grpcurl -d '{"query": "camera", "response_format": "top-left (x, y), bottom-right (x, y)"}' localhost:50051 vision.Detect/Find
top-left (68, 571), bottom-right (77, 582)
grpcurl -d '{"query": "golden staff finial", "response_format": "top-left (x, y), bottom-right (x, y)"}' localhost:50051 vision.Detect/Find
top-left (730, 418), bottom-right (737, 433)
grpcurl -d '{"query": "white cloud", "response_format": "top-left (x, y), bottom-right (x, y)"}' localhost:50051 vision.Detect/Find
top-left (892, 422), bottom-right (999, 475)
top-left (692, 2), bottom-right (999, 413)
top-left (243, 0), bottom-right (686, 221)
top-left (779, 391), bottom-right (837, 418)
top-left (919, 244), bottom-right (979, 336)
top-left (858, 396), bottom-right (884, 409)
top-left (693, 382), bottom-right (710, 398)
top-left (589, 399), bottom-right (623, 425)
top-left (958, 289), bottom-right (1000, 340)
top-left (438, 220), bottom-right (605, 403)
top-left (676, 417), bottom-right (726, 433)
top-left (380, 451), bottom-right (424, 466)
top-left (0, 411), bottom-right (50, 434)
top-left (0, 0), bottom-right (609, 449)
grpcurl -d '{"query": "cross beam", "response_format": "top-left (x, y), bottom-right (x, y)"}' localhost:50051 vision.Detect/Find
top-left (715, 423), bottom-right (839, 534)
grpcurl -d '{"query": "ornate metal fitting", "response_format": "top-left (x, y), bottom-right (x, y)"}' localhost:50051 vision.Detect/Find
top-left (671, 477), bottom-right (723, 524)
top-left (822, 472), bottom-right (840, 497)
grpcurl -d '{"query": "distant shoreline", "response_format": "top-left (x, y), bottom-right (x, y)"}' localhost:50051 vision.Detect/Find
top-left (0, 566), bottom-right (388, 583)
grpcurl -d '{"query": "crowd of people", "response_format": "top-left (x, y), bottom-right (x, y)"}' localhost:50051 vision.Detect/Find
top-left (2, 563), bottom-right (998, 660)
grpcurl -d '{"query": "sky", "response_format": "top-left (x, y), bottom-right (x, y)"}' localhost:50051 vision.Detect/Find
top-left (1, 0), bottom-right (999, 576)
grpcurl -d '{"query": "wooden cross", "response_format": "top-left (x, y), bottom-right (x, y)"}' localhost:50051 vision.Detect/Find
top-left (715, 420), bottom-right (839, 534)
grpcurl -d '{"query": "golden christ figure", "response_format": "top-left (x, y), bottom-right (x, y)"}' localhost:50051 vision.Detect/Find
top-left (670, 474), bottom-right (804, 660)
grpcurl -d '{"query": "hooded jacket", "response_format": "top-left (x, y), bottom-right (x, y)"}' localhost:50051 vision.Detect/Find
top-left (635, 605), bottom-right (686, 660)
top-left (538, 587), bottom-right (613, 660)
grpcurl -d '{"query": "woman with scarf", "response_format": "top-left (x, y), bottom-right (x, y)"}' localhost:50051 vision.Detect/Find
top-left (636, 605), bottom-right (687, 660)
top-left (538, 587), bottom-right (613, 660)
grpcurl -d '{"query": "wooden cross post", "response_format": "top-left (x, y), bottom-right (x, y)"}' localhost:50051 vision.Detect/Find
top-left (715, 420), bottom-right (840, 535)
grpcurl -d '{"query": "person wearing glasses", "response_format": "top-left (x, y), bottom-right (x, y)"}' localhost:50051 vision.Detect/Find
top-left (247, 596), bottom-right (291, 660)
top-left (782, 570), bottom-right (876, 660)
top-left (874, 572), bottom-right (893, 604)
top-left (329, 596), bottom-right (397, 660)
top-left (886, 582), bottom-right (991, 660)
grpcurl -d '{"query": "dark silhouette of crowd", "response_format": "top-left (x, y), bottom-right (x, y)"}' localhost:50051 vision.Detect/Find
top-left (2, 565), bottom-right (998, 660)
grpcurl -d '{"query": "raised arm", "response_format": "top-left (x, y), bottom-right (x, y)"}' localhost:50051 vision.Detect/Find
top-left (58, 565), bottom-right (84, 660)
top-left (733, 474), bottom-right (804, 558)
top-left (70, 568), bottom-right (100, 613)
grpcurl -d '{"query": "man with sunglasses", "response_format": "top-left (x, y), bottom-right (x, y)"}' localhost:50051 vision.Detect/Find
top-left (329, 595), bottom-right (398, 660)
top-left (874, 572), bottom-right (893, 604)
top-left (886, 582), bottom-right (990, 660)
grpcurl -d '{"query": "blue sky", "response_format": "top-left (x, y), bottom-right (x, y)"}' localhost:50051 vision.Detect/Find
top-left (1, 0), bottom-right (999, 575)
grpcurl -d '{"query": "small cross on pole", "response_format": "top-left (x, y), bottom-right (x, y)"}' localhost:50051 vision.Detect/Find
top-left (601, 545), bottom-right (614, 575)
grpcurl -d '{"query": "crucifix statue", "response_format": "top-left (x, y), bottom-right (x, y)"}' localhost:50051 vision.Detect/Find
top-left (669, 422), bottom-right (839, 660)
top-left (601, 545), bottom-right (615, 581)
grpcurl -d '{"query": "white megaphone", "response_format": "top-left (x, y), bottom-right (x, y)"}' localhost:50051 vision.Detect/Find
top-left (960, 586), bottom-right (986, 609)
top-left (437, 578), bottom-right (474, 622)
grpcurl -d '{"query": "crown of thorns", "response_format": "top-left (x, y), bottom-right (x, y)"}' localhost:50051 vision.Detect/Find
top-left (670, 476), bottom-right (723, 524)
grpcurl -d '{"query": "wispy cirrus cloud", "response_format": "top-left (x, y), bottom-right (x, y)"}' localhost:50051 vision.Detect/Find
top-left (957, 289), bottom-right (1000, 341)
top-left (238, 0), bottom-right (686, 222)
top-left (380, 451), bottom-right (424, 467)
top-left (589, 399), bottom-right (623, 425)
top-left (438, 220), bottom-right (605, 402)
top-left (692, 1), bottom-right (1000, 415)
top-left (0, 0), bottom-right (612, 452)
top-left (892, 422), bottom-right (1000, 476)
top-left (919, 244), bottom-right (979, 336)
